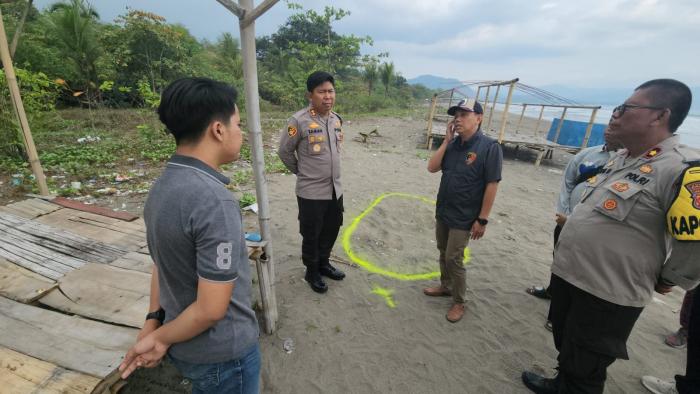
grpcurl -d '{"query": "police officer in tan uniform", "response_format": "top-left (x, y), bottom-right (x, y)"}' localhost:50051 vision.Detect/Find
top-left (522, 79), bottom-right (700, 394)
top-left (278, 71), bottom-right (345, 294)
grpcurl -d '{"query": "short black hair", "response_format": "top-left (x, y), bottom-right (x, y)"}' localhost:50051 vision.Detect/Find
top-left (635, 79), bottom-right (692, 132)
top-left (306, 71), bottom-right (335, 92)
top-left (158, 77), bottom-right (238, 145)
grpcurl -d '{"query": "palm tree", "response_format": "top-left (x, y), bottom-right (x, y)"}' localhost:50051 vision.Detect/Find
top-left (48, 0), bottom-right (101, 93)
top-left (362, 62), bottom-right (378, 96)
top-left (380, 62), bottom-right (394, 97)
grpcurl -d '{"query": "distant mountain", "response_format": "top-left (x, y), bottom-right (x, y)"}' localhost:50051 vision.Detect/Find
top-left (407, 75), bottom-right (462, 90)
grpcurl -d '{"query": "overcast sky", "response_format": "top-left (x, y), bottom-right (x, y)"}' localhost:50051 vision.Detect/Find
top-left (34, 0), bottom-right (700, 89)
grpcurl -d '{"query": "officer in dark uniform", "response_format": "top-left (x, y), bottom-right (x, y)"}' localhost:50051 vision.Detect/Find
top-left (278, 71), bottom-right (345, 294)
top-left (424, 98), bottom-right (503, 322)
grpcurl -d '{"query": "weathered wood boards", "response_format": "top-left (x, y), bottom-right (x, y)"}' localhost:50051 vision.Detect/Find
top-left (108, 251), bottom-right (153, 273)
top-left (0, 198), bottom-right (61, 219)
top-left (0, 212), bottom-right (128, 279)
top-left (0, 347), bottom-right (101, 394)
top-left (39, 263), bottom-right (150, 328)
top-left (0, 297), bottom-right (137, 378)
top-left (0, 257), bottom-right (55, 303)
top-left (35, 209), bottom-right (146, 252)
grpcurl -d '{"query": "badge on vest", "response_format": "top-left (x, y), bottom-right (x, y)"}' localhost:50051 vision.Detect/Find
top-left (667, 166), bottom-right (700, 241)
top-left (465, 152), bottom-right (477, 165)
top-left (288, 126), bottom-right (297, 137)
top-left (644, 147), bottom-right (661, 159)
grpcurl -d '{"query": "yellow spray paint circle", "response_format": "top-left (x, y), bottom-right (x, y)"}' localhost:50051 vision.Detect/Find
top-left (342, 192), bottom-right (471, 281)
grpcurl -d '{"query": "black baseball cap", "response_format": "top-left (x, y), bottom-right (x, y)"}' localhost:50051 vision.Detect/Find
top-left (447, 99), bottom-right (484, 115)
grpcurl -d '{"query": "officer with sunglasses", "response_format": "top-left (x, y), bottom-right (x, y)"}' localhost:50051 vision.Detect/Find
top-left (522, 79), bottom-right (700, 394)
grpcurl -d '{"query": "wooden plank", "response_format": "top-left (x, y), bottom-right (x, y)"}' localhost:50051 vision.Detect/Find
top-left (0, 257), bottom-right (56, 303)
top-left (52, 197), bottom-right (139, 221)
top-left (0, 198), bottom-right (62, 219)
top-left (39, 263), bottom-right (150, 328)
top-left (0, 347), bottom-right (101, 394)
top-left (0, 297), bottom-right (137, 378)
top-left (36, 210), bottom-right (145, 251)
top-left (109, 251), bottom-right (153, 273)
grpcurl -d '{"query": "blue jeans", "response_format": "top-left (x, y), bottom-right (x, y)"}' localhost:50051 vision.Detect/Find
top-left (169, 343), bottom-right (261, 394)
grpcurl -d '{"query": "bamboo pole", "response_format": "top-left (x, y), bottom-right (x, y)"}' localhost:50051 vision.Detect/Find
top-left (475, 86), bottom-right (481, 102)
top-left (426, 93), bottom-right (438, 149)
top-left (0, 8), bottom-right (49, 196)
top-left (486, 85), bottom-right (500, 131)
top-left (552, 107), bottom-right (568, 144)
top-left (447, 88), bottom-right (454, 108)
top-left (534, 105), bottom-right (545, 138)
top-left (516, 104), bottom-right (527, 134)
top-left (236, 0), bottom-right (279, 333)
top-left (497, 80), bottom-right (516, 143)
top-left (581, 108), bottom-right (599, 149)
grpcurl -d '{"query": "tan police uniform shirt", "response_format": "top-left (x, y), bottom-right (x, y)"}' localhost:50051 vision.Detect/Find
top-left (552, 135), bottom-right (700, 307)
top-left (278, 106), bottom-right (343, 200)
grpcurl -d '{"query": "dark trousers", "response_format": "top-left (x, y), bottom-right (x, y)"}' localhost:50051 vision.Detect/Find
top-left (548, 274), bottom-right (643, 394)
top-left (297, 193), bottom-right (343, 272)
top-left (681, 288), bottom-right (696, 330)
top-left (677, 286), bottom-right (700, 393)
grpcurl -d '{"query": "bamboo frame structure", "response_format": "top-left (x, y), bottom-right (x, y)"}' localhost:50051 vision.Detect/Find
top-left (426, 94), bottom-right (438, 149)
top-left (0, 7), bottom-right (49, 195)
top-left (423, 79), bottom-right (602, 166)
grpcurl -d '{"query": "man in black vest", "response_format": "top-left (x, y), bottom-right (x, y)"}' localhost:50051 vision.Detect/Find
top-left (424, 99), bottom-right (503, 323)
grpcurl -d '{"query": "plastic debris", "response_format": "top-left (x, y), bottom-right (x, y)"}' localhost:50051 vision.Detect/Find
top-left (77, 135), bottom-right (101, 143)
top-left (282, 338), bottom-right (295, 354)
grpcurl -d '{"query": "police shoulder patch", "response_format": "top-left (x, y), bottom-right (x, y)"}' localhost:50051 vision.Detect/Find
top-left (668, 164), bottom-right (700, 241)
top-left (288, 126), bottom-right (298, 137)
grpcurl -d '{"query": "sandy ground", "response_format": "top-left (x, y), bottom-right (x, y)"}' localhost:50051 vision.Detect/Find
top-left (123, 114), bottom-right (687, 393)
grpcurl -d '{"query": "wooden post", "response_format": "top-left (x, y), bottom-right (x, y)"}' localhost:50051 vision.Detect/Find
top-left (497, 80), bottom-right (516, 143)
top-left (487, 84), bottom-right (500, 131)
top-left (228, 0), bottom-right (280, 334)
top-left (581, 108), bottom-right (599, 149)
top-left (534, 105), bottom-right (545, 138)
top-left (552, 107), bottom-right (568, 144)
top-left (0, 7), bottom-right (49, 196)
top-left (516, 104), bottom-right (527, 134)
top-left (426, 93), bottom-right (438, 149)
top-left (482, 85), bottom-right (491, 120)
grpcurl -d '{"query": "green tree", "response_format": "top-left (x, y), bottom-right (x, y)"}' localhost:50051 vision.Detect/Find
top-left (47, 0), bottom-right (101, 95)
top-left (100, 10), bottom-right (202, 101)
top-left (362, 61), bottom-right (378, 96)
top-left (380, 62), bottom-right (394, 97)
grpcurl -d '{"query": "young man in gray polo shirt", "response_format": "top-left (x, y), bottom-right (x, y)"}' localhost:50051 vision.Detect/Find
top-left (119, 78), bottom-right (260, 394)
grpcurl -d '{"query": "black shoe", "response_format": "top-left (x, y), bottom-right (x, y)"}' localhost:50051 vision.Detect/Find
top-left (319, 264), bottom-right (345, 281)
top-left (522, 371), bottom-right (558, 394)
top-left (305, 271), bottom-right (328, 293)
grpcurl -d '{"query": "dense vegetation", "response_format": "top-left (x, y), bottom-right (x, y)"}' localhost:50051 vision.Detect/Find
top-left (0, 0), bottom-right (432, 201)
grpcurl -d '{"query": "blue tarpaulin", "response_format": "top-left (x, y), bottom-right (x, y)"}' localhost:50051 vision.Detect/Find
top-left (546, 118), bottom-right (606, 148)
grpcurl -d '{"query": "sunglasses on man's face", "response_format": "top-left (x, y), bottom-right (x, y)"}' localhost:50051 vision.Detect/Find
top-left (612, 103), bottom-right (666, 117)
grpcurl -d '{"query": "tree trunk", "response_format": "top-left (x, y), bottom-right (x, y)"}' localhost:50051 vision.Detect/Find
top-left (9, 0), bottom-right (32, 58)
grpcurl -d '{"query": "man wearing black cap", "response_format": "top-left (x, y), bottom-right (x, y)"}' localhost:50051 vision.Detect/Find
top-left (424, 98), bottom-right (503, 323)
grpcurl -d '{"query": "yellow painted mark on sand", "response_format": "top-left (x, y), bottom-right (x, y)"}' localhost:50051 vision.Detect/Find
top-left (342, 192), bottom-right (471, 281)
top-left (371, 285), bottom-right (396, 308)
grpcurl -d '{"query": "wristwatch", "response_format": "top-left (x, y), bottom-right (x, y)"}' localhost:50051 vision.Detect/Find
top-left (145, 308), bottom-right (165, 324)
top-left (476, 218), bottom-right (488, 226)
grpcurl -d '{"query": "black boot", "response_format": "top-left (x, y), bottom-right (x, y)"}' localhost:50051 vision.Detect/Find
top-left (305, 269), bottom-right (328, 293)
top-left (319, 263), bottom-right (345, 281)
top-left (522, 371), bottom-right (559, 394)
